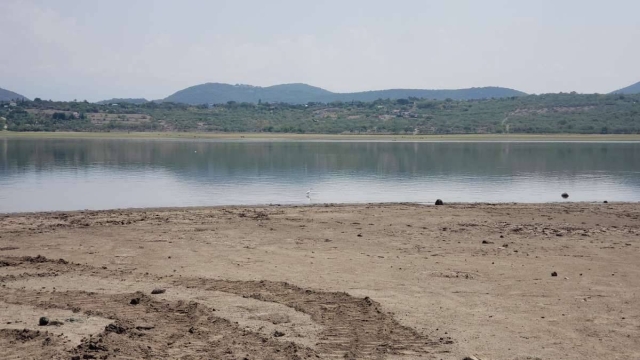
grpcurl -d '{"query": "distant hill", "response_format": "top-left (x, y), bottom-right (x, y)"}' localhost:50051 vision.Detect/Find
top-left (97, 98), bottom-right (149, 105)
top-left (341, 87), bottom-right (527, 102)
top-left (611, 81), bottom-right (640, 95)
top-left (163, 83), bottom-right (526, 105)
top-left (0, 87), bottom-right (29, 101)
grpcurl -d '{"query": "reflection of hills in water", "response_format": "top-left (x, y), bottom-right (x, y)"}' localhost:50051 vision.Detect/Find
top-left (1, 139), bottom-right (640, 184)
top-left (2, 138), bottom-right (640, 212)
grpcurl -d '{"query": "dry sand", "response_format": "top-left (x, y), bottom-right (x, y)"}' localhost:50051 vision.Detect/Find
top-left (0, 203), bottom-right (638, 359)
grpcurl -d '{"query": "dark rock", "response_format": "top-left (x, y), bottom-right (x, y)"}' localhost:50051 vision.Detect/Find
top-left (561, 193), bottom-right (569, 199)
top-left (105, 323), bottom-right (127, 334)
top-left (500, 235), bottom-right (504, 238)
top-left (435, 199), bottom-right (444, 206)
top-left (130, 298), bottom-right (140, 305)
top-left (135, 324), bottom-right (155, 331)
top-left (39, 317), bottom-right (49, 326)
top-left (482, 240), bottom-right (494, 244)
top-left (151, 288), bottom-right (166, 295)
top-left (551, 271), bottom-right (558, 277)
top-left (273, 330), bottom-right (285, 337)
top-left (356, 233), bottom-right (362, 237)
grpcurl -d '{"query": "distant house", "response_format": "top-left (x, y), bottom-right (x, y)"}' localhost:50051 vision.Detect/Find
top-left (9, 101), bottom-right (17, 107)
top-left (72, 112), bottom-right (80, 119)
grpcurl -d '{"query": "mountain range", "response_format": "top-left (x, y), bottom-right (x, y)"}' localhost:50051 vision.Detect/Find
top-left (161, 83), bottom-right (527, 104)
top-left (0, 87), bottom-right (29, 102)
top-left (3, 80), bottom-right (640, 105)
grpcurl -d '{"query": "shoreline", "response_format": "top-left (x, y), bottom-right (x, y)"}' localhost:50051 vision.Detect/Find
top-left (2, 131), bottom-right (640, 142)
top-left (0, 201), bottom-right (629, 216)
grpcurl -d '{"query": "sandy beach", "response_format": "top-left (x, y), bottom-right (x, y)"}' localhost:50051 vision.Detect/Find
top-left (1, 203), bottom-right (639, 359)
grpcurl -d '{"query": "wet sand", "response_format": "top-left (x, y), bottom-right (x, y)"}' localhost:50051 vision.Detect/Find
top-left (1, 203), bottom-right (639, 359)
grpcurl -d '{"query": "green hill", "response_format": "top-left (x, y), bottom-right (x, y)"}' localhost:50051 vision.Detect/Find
top-left (96, 98), bottom-right (149, 105)
top-left (163, 83), bottom-right (526, 104)
top-left (611, 81), bottom-right (640, 94)
top-left (0, 87), bottom-right (29, 102)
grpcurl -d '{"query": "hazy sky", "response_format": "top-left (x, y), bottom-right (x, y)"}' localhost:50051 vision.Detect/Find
top-left (1, 0), bottom-right (639, 101)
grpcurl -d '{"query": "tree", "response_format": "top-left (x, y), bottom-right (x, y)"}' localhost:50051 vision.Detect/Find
top-left (52, 112), bottom-right (68, 120)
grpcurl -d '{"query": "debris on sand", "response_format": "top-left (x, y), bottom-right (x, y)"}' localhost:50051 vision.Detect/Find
top-left (130, 298), bottom-right (140, 305)
top-left (551, 271), bottom-right (558, 277)
top-left (561, 193), bottom-right (569, 199)
top-left (22, 255), bottom-right (49, 263)
top-left (151, 288), bottom-right (166, 294)
top-left (435, 199), bottom-right (444, 205)
top-left (38, 317), bottom-right (49, 326)
top-left (482, 240), bottom-right (494, 245)
top-left (273, 330), bottom-right (285, 337)
top-left (105, 322), bottom-right (127, 334)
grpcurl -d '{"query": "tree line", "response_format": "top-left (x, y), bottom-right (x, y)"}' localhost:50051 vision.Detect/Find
top-left (1, 93), bottom-right (639, 134)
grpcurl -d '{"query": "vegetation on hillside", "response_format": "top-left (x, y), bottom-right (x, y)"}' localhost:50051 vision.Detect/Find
top-left (1, 93), bottom-right (639, 134)
top-left (162, 83), bottom-right (526, 104)
top-left (96, 98), bottom-right (149, 105)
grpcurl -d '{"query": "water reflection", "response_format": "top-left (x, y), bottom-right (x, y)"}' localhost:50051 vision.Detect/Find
top-left (0, 138), bottom-right (639, 212)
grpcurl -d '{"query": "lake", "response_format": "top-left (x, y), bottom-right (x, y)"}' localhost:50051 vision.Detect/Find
top-left (1, 137), bottom-right (639, 213)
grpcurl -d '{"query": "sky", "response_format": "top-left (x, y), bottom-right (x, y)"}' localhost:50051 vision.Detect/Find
top-left (1, 0), bottom-right (639, 101)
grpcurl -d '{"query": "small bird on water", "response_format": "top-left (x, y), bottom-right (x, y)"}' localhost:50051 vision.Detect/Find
top-left (561, 192), bottom-right (569, 199)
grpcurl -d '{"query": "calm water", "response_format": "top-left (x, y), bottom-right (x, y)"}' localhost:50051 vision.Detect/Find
top-left (0, 138), bottom-right (639, 213)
